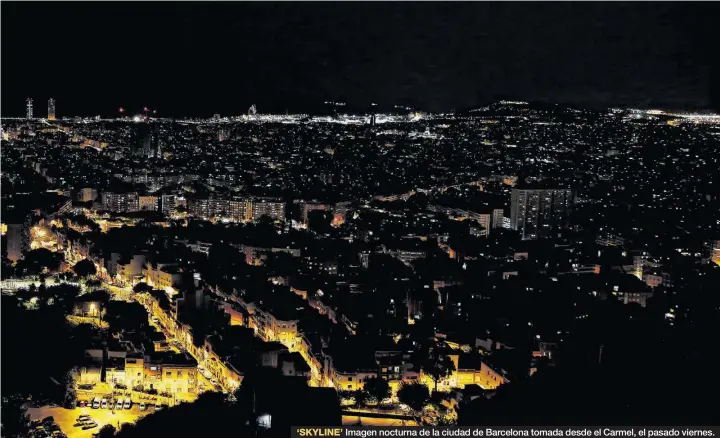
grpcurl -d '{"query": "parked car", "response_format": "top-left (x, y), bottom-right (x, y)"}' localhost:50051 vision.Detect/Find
top-left (116, 399), bottom-right (123, 410)
top-left (74, 418), bottom-right (93, 428)
top-left (139, 402), bottom-right (147, 411)
top-left (100, 398), bottom-right (108, 409)
top-left (78, 400), bottom-right (87, 407)
top-left (92, 397), bottom-right (100, 409)
top-left (124, 397), bottom-right (132, 409)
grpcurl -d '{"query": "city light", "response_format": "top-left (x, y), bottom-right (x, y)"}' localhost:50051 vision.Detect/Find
top-left (6, 10), bottom-right (720, 430)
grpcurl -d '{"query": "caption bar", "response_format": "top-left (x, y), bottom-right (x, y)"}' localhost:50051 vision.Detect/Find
top-left (292, 428), bottom-right (720, 438)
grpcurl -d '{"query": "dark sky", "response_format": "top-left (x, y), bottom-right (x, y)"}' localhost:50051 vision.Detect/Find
top-left (2, 2), bottom-right (718, 117)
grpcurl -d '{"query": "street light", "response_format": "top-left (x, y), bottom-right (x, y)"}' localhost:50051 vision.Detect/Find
top-left (89, 303), bottom-right (102, 326)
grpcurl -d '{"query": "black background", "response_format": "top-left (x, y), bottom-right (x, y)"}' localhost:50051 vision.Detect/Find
top-left (2, 2), bottom-right (718, 117)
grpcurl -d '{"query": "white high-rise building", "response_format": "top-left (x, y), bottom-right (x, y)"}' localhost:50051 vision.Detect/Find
top-left (48, 98), bottom-right (56, 120)
top-left (26, 98), bottom-right (33, 119)
top-left (510, 188), bottom-right (573, 240)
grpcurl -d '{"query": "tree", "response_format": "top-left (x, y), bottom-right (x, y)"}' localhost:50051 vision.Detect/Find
top-left (133, 282), bottom-right (153, 294)
top-left (257, 215), bottom-right (278, 230)
top-left (73, 259), bottom-right (97, 278)
top-left (363, 377), bottom-right (391, 403)
top-left (16, 248), bottom-right (63, 275)
top-left (353, 389), bottom-right (369, 407)
top-left (45, 283), bottom-right (81, 314)
top-left (0, 399), bottom-right (30, 438)
top-left (2, 295), bottom-right (88, 405)
top-left (423, 341), bottom-right (456, 392)
top-left (85, 279), bottom-right (102, 288)
top-left (2, 256), bottom-right (15, 278)
top-left (307, 210), bottom-right (334, 235)
top-left (80, 289), bottom-right (111, 305)
top-left (106, 301), bottom-right (149, 332)
top-left (397, 382), bottom-right (430, 413)
top-left (97, 424), bottom-right (116, 438)
top-left (59, 271), bottom-right (77, 282)
top-left (116, 391), bottom-right (250, 438)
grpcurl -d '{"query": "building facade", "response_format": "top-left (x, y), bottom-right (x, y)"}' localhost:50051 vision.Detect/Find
top-left (138, 195), bottom-right (159, 211)
top-left (510, 188), bottom-right (573, 240)
top-left (251, 199), bottom-right (286, 222)
top-left (124, 353), bottom-right (198, 398)
top-left (5, 217), bottom-right (32, 263)
top-left (102, 192), bottom-right (140, 213)
top-left (252, 306), bottom-right (300, 351)
top-left (492, 208), bottom-right (505, 229)
top-left (143, 263), bottom-right (183, 293)
top-left (78, 188), bottom-right (98, 203)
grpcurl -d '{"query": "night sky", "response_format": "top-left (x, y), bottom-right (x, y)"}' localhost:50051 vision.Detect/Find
top-left (2, 2), bottom-right (718, 117)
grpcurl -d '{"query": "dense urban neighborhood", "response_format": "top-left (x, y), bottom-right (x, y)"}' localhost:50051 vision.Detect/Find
top-left (2, 102), bottom-right (720, 437)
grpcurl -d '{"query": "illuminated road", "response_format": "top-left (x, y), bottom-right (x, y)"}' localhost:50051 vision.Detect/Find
top-left (146, 318), bottom-right (224, 394)
top-left (28, 405), bottom-right (150, 438)
top-left (100, 281), bottom-right (133, 302)
top-left (196, 367), bottom-right (220, 393)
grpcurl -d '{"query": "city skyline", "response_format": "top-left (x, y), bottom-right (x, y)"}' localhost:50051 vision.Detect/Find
top-left (3, 88), bottom-right (720, 437)
top-left (9, 96), bottom-right (720, 120)
top-left (2, 3), bottom-right (720, 437)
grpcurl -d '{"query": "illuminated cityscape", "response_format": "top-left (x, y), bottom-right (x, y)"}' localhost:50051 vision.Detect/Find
top-left (1, 2), bottom-right (719, 438)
